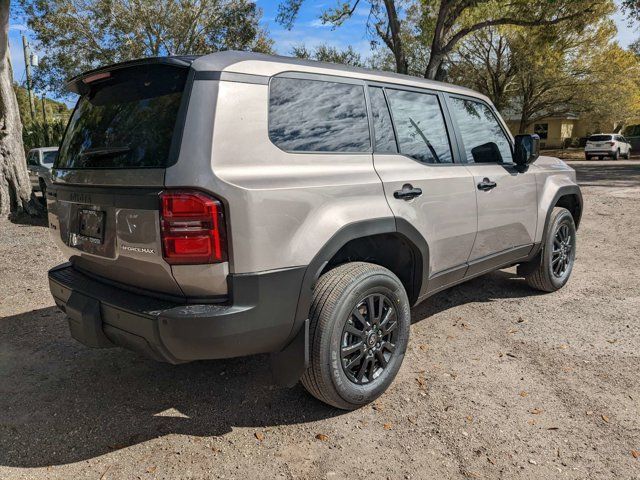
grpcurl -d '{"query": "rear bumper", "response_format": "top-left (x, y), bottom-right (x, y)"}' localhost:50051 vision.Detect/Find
top-left (48, 263), bottom-right (305, 363)
top-left (584, 149), bottom-right (615, 155)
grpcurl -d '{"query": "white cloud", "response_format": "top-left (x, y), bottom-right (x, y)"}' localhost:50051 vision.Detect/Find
top-left (9, 24), bottom-right (28, 32)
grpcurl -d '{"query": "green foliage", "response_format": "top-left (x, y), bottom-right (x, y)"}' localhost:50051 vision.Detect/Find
top-left (290, 44), bottom-right (366, 67)
top-left (22, 119), bottom-right (67, 151)
top-left (20, 0), bottom-right (274, 97)
top-left (13, 83), bottom-right (70, 152)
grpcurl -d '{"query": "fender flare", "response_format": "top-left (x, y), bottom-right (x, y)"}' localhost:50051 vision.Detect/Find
top-left (271, 217), bottom-right (429, 386)
top-left (542, 185), bottom-right (583, 238)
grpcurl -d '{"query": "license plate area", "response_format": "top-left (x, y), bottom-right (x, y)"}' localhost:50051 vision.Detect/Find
top-left (78, 209), bottom-right (105, 244)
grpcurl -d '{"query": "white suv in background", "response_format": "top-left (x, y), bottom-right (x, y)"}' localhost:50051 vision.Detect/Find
top-left (584, 134), bottom-right (632, 160)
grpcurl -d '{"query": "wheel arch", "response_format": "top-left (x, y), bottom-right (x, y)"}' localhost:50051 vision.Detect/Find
top-left (547, 186), bottom-right (583, 232)
top-left (271, 217), bottom-right (429, 386)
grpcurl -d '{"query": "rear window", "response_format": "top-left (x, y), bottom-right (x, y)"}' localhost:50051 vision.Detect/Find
top-left (56, 64), bottom-right (188, 169)
top-left (42, 151), bottom-right (58, 165)
top-left (588, 135), bottom-right (612, 142)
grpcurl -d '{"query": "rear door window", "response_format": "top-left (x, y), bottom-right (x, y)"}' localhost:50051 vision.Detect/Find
top-left (448, 97), bottom-right (512, 164)
top-left (57, 64), bottom-right (188, 169)
top-left (385, 89), bottom-right (452, 164)
top-left (269, 77), bottom-right (370, 152)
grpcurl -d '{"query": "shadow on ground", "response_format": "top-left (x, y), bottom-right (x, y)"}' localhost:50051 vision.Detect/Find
top-left (572, 162), bottom-right (640, 188)
top-left (0, 269), bottom-right (535, 468)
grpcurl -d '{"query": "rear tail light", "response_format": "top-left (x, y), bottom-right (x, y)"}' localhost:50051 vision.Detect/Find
top-left (160, 190), bottom-right (227, 264)
top-left (608, 142), bottom-right (615, 146)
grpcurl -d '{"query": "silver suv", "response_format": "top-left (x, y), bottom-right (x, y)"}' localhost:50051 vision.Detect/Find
top-left (47, 52), bottom-right (582, 410)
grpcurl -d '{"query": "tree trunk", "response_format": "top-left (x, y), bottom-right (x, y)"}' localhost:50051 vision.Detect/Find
top-left (0, 0), bottom-right (34, 215)
top-left (383, 0), bottom-right (408, 74)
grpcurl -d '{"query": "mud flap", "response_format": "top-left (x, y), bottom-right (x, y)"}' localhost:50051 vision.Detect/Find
top-left (65, 291), bottom-right (114, 348)
top-left (270, 319), bottom-right (309, 387)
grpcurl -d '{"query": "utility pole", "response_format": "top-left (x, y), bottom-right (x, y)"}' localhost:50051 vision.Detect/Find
top-left (41, 95), bottom-right (49, 145)
top-left (22, 35), bottom-right (35, 121)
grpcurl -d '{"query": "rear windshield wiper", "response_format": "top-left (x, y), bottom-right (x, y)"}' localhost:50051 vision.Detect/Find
top-left (79, 146), bottom-right (131, 157)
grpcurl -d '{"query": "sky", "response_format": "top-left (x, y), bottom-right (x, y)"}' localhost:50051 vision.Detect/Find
top-left (7, 0), bottom-right (639, 105)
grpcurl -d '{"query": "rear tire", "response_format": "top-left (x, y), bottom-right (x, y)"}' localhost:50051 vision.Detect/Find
top-left (612, 149), bottom-right (619, 160)
top-left (301, 262), bottom-right (411, 410)
top-left (523, 207), bottom-right (576, 292)
top-left (39, 178), bottom-right (47, 200)
top-left (584, 154), bottom-right (591, 160)
top-left (598, 156), bottom-right (603, 160)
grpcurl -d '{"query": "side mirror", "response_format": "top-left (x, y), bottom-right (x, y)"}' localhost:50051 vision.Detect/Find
top-left (514, 134), bottom-right (540, 167)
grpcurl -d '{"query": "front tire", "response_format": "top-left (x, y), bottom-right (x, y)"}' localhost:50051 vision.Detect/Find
top-left (612, 149), bottom-right (619, 160)
top-left (301, 262), bottom-right (411, 410)
top-left (523, 207), bottom-right (576, 292)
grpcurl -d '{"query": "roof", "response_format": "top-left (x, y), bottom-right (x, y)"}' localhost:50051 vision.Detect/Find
top-left (66, 51), bottom-right (490, 104)
top-left (29, 146), bottom-right (59, 152)
top-left (192, 51), bottom-right (488, 102)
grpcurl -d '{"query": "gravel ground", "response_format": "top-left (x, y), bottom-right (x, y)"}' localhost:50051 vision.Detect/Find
top-left (1, 160), bottom-right (639, 479)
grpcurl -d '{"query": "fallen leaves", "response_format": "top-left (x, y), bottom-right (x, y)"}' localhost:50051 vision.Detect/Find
top-left (601, 414), bottom-right (610, 423)
top-left (315, 433), bottom-right (329, 442)
top-left (254, 431), bottom-right (265, 442)
top-left (529, 408), bottom-right (544, 415)
top-left (631, 450), bottom-right (640, 459)
top-left (519, 391), bottom-right (528, 397)
top-left (415, 374), bottom-right (427, 391)
top-left (383, 423), bottom-right (393, 430)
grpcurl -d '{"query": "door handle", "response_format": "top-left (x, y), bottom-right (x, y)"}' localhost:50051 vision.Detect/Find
top-left (394, 184), bottom-right (423, 200)
top-left (477, 178), bottom-right (497, 191)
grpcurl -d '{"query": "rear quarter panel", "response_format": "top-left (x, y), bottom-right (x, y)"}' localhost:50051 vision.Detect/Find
top-left (165, 79), bottom-right (393, 274)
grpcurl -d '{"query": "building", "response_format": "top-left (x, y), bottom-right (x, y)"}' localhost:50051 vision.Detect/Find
top-left (504, 114), bottom-right (640, 149)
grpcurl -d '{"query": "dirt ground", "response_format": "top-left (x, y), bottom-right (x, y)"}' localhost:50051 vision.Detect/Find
top-left (1, 160), bottom-right (639, 480)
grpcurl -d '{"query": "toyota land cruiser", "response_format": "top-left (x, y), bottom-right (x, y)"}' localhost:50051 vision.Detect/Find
top-left (47, 51), bottom-right (582, 410)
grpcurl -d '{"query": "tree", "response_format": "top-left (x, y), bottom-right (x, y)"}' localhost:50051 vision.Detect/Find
top-left (447, 27), bottom-right (516, 111)
top-left (0, 0), bottom-right (36, 215)
top-left (21, 0), bottom-right (274, 97)
top-left (290, 44), bottom-right (365, 67)
top-left (509, 21), bottom-right (640, 133)
top-left (277, 0), bottom-right (612, 80)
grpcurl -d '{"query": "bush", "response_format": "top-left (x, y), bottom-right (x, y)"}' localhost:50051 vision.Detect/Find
top-left (23, 120), bottom-right (67, 153)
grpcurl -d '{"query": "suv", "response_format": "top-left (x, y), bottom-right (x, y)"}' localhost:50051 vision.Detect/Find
top-left (26, 147), bottom-right (59, 196)
top-left (584, 134), bottom-right (632, 160)
top-left (47, 52), bottom-right (582, 410)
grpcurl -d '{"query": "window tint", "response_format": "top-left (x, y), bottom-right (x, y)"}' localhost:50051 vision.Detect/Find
top-left (57, 65), bottom-right (188, 169)
top-left (385, 89), bottom-right (452, 164)
top-left (42, 151), bottom-right (58, 165)
top-left (449, 97), bottom-right (512, 164)
top-left (368, 87), bottom-right (397, 153)
top-left (269, 77), bottom-right (370, 152)
top-left (588, 135), bottom-right (612, 142)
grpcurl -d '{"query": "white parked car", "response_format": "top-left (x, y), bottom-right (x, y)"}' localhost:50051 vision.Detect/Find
top-left (584, 134), bottom-right (632, 160)
top-left (26, 147), bottom-right (58, 195)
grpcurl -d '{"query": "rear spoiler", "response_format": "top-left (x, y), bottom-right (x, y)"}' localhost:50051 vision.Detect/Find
top-left (65, 56), bottom-right (199, 95)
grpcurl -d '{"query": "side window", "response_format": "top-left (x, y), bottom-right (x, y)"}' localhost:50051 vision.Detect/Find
top-left (368, 87), bottom-right (397, 153)
top-left (449, 97), bottom-right (513, 164)
top-left (27, 152), bottom-right (38, 166)
top-left (269, 77), bottom-right (370, 152)
top-left (385, 89), bottom-right (452, 164)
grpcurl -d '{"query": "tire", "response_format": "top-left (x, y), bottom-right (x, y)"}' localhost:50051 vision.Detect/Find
top-left (612, 149), bottom-right (619, 160)
top-left (598, 156), bottom-right (603, 160)
top-left (523, 207), bottom-right (576, 292)
top-left (584, 154), bottom-right (590, 160)
top-left (39, 178), bottom-right (47, 198)
top-left (301, 262), bottom-right (411, 410)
